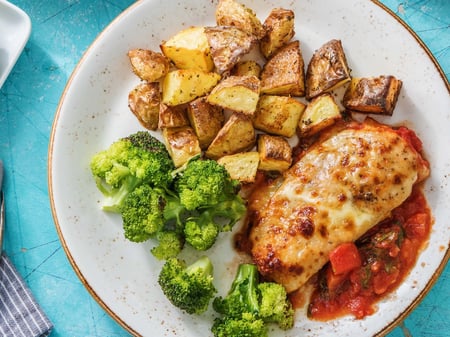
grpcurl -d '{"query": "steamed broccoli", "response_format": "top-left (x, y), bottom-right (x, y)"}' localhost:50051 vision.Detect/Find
top-left (120, 184), bottom-right (166, 242)
top-left (212, 264), bottom-right (294, 336)
top-left (150, 230), bottom-right (184, 260)
top-left (175, 158), bottom-right (242, 211)
top-left (158, 256), bottom-right (217, 314)
top-left (90, 131), bottom-right (174, 212)
top-left (92, 134), bottom-right (247, 258)
top-left (119, 183), bottom-right (187, 258)
top-left (184, 215), bottom-right (220, 251)
top-left (175, 158), bottom-right (247, 250)
top-left (212, 312), bottom-right (267, 337)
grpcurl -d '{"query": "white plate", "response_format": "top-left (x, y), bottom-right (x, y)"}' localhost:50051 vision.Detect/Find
top-left (0, 0), bottom-right (31, 89)
top-left (48, 0), bottom-right (450, 336)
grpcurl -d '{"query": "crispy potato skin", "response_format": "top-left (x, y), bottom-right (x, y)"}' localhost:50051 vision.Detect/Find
top-left (128, 82), bottom-right (160, 131)
top-left (205, 26), bottom-right (257, 75)
top-left (343, 75), bottom-right (403, 115)
top-left (257, 134), bottom-right (292, 172)
top-left (187, 97), bottom-right (224, 149)
top-left (127, 49), bottom-right (170, 82)
top-left (260, 8), bottom-right (295, 59)
top-left (215, 0), bottom-right (265, 39)
top-left (205, 113), bottom-right (256, 160)
top-left (305, 39), bottom-right (351, 100)
top-left (260, 40), bottom-right (305, 96)
top-left (162, 126), bottom-right (202, 167)
top-left (158, 104), bottom-right (190, 129)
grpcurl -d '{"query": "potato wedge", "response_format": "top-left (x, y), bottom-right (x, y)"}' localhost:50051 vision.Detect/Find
top-left (204, 26), bottom-right (257, 74)
top-left (205, 113), bottom-right (255, 159)
top-left (128, 82), bottom-right (160, 130)
top-left (162, 126), bottom-right (202, 167)
top-left (217, 151), bottom-right (260, 183)
top-left (127, 49), bottom-right (170, 82)
top-left (207, 75), bottom-right (260, 116)
top-left (231, 60), bottom-right (262, 77)
top-left (298, 93), bottom-right (341, 137)
top-left (260, 8), bottom-right (295, 59)
top-left (305, 39), bottom-right (351, 100)
top-left (260, 40), bottom-right (305, 96)
top-left (160, 26), bottom-right (214, 72)
top-left (158, 103), bottom-right (190, 129)
top-left (187, 97), bottom-right (224, 149)
top-left (343, 75), bottom-right (403, 115)
top-left (257, 134), bottom-right (292, 172)
top-left (162, 69), bottom-right (221, 106)
top-left (215, 0), bottom-right (265, 39)
top-left (254, 95), bottom-right (306, 137)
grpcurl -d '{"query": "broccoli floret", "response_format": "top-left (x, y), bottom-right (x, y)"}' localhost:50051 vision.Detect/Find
top-left (213, 263), bottom-right (260, 318)
top-left (120, 185), bottom-right (166, 242)
top-left (172, 158), bottom-right (246, 251)
top-left (151, 231), bottom-right (184, 260)
top-left (120, 184), bottom-right (188, 257)
top-left (212, 264), bottom-right (294, 336)
top-left (212, 312), bottom-right (268, 337)
top-left (175, 158), bottom-right (241, 211)
top-left (258, 282), bottom-right (294, 330)
top-left (90, 131), bottom-right (174, 212)
top-left (158, 256), bottom-right (217, 314)
top-left (184, 213), bottom-right (220, 251)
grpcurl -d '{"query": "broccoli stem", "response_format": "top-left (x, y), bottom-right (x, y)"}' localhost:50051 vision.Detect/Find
top-left (229, 264), bottom-right (260, 314)
top-left (186, 255), bottom-right (214, 277)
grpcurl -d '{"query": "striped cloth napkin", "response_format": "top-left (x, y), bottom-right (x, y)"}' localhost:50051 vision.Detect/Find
top-left (0, 253), bottom-right (53, 337)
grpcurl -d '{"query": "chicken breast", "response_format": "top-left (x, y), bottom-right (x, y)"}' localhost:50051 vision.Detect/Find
top-left (248, 118), bottom-right (430, 293)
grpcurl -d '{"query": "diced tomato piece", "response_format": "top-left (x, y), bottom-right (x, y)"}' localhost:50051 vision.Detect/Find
top-left (404, 213), bottom-right (429, 239)
top-left (347, 296), bottom-right (375, 319)
top-left (329, 242), bottom-right (362, 275)
top-left (325, 266), bottom-right (348, 292)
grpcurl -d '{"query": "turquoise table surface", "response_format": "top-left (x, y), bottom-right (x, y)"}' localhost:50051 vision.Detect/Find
top-left (0, 0), bottom-right (448, 336)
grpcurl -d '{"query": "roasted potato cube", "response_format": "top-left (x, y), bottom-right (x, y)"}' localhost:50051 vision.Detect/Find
top-left (298, 93), bottom-right (341, 137)
top-left (260, 40), bottom-right (305, 96)
top-left (162, 126), bottom-right (201, 167)
top-left (162, 69), bottom-right (221, 106)
top-left (204, 26), bottom-right (257, 74)
top-left (207, 75), bottom-right (260, 116)
top-left (231, 60), bottom-right (262, 77)
top-left (217, 151), bottom-right (260, 183)
top-left (254, 95), bottom-right (306, 137)
top-left (158, 103), bottom-right (190, 129)
top-left (343, 75), bottom-right (403, 115)
top-left (187, 97), bottom-right (224, 149)
top-left (260, 8), bottom-right (295, 59)
top-left (305, 39), bottom-right (351, 100)
top-left (205, 113), bottom-right (255, 159)
top-left (160, 26), bottom-right (214, 72)
top-left (215, 0), bottom-right (265, 39)
top-left (257, 134), bottom-right (292, 172)
top-left (128, 82), bottom-right (160, 130)
top-left (127, 49), bottom-right (170, 82)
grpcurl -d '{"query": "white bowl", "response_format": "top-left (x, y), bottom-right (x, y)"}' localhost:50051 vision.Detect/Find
top-left (0, 0), bottom-right (31, 89)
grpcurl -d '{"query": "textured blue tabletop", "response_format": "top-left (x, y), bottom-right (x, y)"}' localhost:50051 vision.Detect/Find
top-left (0, 1), bottom-right (449, 336)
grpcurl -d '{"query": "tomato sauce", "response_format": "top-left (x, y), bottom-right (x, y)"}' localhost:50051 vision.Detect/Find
top-left (307, 186), bottom-right (431, 320)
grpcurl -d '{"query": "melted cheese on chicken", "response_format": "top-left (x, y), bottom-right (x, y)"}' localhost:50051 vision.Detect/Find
top-left (249, 119), bottom-right (429, 293)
